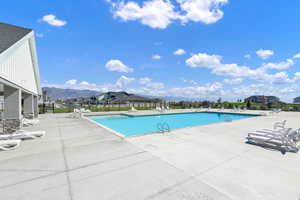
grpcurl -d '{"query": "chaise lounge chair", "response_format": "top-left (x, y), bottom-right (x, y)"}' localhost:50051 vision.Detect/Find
top-left (22, 118), bottom-right (39, 126)
top-left (247, 128), bottom-right (300, 152)
top-left (129, 107), bottom-right (138, 112)
top-left (0, 139), bottom-right (21, 151)
top-left (0, 130), bottom-right (45, 140)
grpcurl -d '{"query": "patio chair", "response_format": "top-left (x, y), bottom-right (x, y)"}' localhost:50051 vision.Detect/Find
top-left (0, 139), bottom-right (21, 151)
top-left (129, 107), bottom-right (138, 112)
top-left (0, 130), bottom-right (45, 140)
top-left (155, 106), bottom-right (162, 112)
top-left (22, 118), bottom-right (39, 126)
top-left (80, 108), bottom-right (91, 113)
top-left (68, 109), bottom-right (81, 118)
top-left (247, 128), bottom-right (299, 152)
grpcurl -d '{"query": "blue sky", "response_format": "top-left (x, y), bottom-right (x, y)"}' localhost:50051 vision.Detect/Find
top-left (2, 0), bottom-right (300, 102)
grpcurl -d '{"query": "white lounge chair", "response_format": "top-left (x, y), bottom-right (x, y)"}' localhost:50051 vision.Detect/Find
top-left (0, 130), bottom-right (45, 140)
top-left (232, 106), bottom-right (237, 112)
top-left (129, 107), bottom-right (138, 112)
top-left (68, 109), bottom-right (82, 118)
top-left (22, 118), bottom-right (39, 126)
top-left (80, 108), bottom-right (91, 113)
top-left (218, 107), bottom-right (224, 111)
top-left (0, 139), bottom-right (21, 151)
top-left (155, 106), bottom-right (162, 112)
top-left (247, 128), bottom-right (299, 152)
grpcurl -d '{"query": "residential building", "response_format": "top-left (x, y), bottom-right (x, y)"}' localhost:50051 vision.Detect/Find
top-left (0, 23), bottom-right (42, 129)
top-left (293, 97), bottom-right (300, 104)
top-left (244, 95), bottom-right (280, 104)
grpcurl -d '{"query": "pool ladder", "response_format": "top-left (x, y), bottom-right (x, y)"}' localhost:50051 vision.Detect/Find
top-left (157, 122), bottom-right (170, 133)
top-left (224, 115), bottom-right (232, 122)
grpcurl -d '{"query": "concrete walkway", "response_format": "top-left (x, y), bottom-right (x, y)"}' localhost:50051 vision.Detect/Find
top-left (0, 111), bottom-right (299, 199)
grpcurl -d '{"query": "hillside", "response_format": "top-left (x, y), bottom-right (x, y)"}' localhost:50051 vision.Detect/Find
top-left (42, 87), bottom-right (101, 100)
top-left (42, 87), bottom-right (162, 103)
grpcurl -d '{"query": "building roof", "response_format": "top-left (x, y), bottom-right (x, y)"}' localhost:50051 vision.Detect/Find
top-left (0, 23), bottom-right (32, 54)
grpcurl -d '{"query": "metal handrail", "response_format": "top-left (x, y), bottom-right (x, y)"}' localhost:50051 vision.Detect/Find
top-left (157, 122), bottom-right (170, 133)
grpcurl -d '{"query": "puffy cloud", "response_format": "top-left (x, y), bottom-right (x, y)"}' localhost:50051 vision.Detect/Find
top-left (105, 59), bottom-right (134, 73)
top-left (263, 72), bottom-right (292, 84)
top-left (152, 54), bottom-right (161, 59)
top-left (223, 78), bottom-right (243, 85)
top-left (185, 53), bottom-right (221, 68)
top-left (256, 49), bottom-right (274, 59)
top-left (212, 63), bottom-right (260, 77)
top-left (174, 48), bottom-right (186, 55)
top-left (41, 14), bottom-right (67, 27)
top-left (139, 77), bottom-right (152, 84)
top-left (293, 53), bottom-right (300, 58)
top-left (115, 75), bottom-right (135, 88)
top-left (169, 82), bottom-right (224, 98)
top-left (181, 78), bottom-right (198, 85)
top-left (260, 59), bottom-right (294, 70)
top-left (293, 72), bottom-right (300, 82)
top-left (139, 77), bottom-right (165, 89)
top-left (113, 0), bottom-right (177, 29)
top-left (65, 79), bottom-right (77, 85)
top-left (111, 0), bottom-right (228, 29)
top-left (177, 0), bottom-right (228, 24)
top-left (185, 52), bottom-right (299, 84)
top-left (80, 81), bottom-right (92, 86)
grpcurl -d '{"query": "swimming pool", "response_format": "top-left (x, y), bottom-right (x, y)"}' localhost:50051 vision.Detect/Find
top-left (88, 112), bottom-right (259, 136)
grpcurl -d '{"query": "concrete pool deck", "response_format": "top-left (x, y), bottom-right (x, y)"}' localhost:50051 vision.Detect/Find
top-left (0, 110), bottom-right (299, 199)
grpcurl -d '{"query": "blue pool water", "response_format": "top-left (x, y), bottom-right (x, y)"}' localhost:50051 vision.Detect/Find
top-left (88, 112), bottom-right (259, 136)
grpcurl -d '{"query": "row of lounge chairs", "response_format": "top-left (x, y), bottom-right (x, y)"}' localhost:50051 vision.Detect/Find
top-left (0, 117), bottom-right (45, 151)
top-left (246, 120), bottom-right (300, 152)
top-left (68, 108), bottom-right (91, 118)
top-left (129, 106), bottom-right (170, 113)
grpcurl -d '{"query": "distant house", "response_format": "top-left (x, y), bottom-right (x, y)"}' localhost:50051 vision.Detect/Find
top-left (244, 96), bottom-right (280, 104)
top-left (294, 97), bottom-right (300, 104)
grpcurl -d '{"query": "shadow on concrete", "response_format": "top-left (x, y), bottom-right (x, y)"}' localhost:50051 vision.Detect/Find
top-left (245, 141), bottom-right (298, 155)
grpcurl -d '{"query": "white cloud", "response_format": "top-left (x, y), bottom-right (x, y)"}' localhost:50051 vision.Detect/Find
top-left (261, 59), bottom-right (294, 70)
top-left (169, 82), bottom-right (224, 98)
top-left (115, 75), bottom-right (135, 88)
top-left (293, 72), bottom-right (300, 82)
top-left (263, 72), bottom-right (292, 84)
top-left (139, 77), bottom-right (165, 89)
top-left (36, 33), bottom-right (44, 38)
top-left (113, 0), bottom-right (177, 29)
top-left (41, 14), bottom-right (67, 27)
top-left (105, 59), bottom-right (134, 73)
top-left (181, 78), bottom-right (198, 85)
top-left (66, 79), bottom-right (77, 85)
top-left (111, 0), bottom-right (228, 29)
top-left (174, 48), bottom-right (186, 55)
top-left (79, 81), bottom-right (90, 85)
top-left (185, 52), bottom-right (299, 84)
top-left (185, 53), bottom-right (221, 68)
top-left (177, 0), bottom-right (228, 24)
top-left (293, 53), bottom-right (300, 58)
top-left (223, 78), bottom-right (243, 85)
top-left (152, 54), bottom-right (161, 59)
top-left (139, 77), bottom-right (152, 84)
top-left (256, 49), bottom-right (274, 59)
top-left (244, 54), bottom-right (251, 59)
